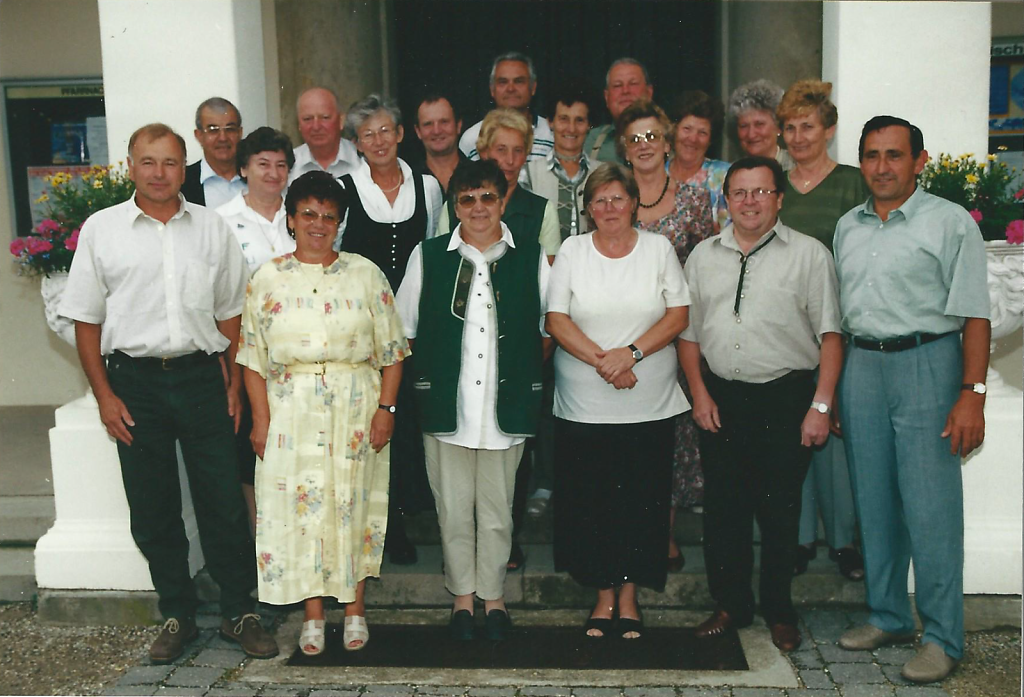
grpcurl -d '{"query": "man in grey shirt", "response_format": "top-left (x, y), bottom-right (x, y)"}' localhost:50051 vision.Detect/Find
top-left (680, 155), bottom-right (842, 653)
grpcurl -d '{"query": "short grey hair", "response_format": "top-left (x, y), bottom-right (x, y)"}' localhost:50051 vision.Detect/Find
top-left (343, 94), bottom-right (402, 139)
top-left (489, 51), bottom-right (537, 87)
top-left (727, 79), bottom-right (784, 121)
top-left (605, 58), bottom-right (650, 88)
top-left (194, 97), bottom-right (241, 130)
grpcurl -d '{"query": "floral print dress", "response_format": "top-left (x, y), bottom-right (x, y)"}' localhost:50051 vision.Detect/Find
top-left (237, 253), bottom-right (410, 605)
top-left (637, 183), bottom-right (715, 509)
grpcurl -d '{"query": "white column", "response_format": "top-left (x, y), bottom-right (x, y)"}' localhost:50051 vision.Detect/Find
top-left (822, 1), bottom-right (990, 165)
top-left (823, 2), bottom-right (1023, 596)
top-left (36, 0), bottom-right (272, 592)
top-left (96, 0), bottom-right (271, 165)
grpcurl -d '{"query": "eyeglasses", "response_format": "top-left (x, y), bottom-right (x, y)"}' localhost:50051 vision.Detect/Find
top-left (623, 130), bottom-right (663, 146)
top-left (200, 125), bottom-right (241, 136)
top-left (455, 192), bottom-right (501, 208)
top-left (589, 195), bottom-right (631, 211)
top-left (297, 209), bottom-right (341, 228)
top-left (357, 126), bottom-right (398, 144)
top-left (727, 188), bottom-right (778, 202)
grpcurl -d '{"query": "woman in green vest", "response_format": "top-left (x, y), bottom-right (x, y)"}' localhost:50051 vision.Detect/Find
top-left (396, 159), bottom-right (550, 642)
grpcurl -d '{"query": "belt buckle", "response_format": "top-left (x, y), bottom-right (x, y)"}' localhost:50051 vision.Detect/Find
top-left (878, 341), bottom-right (886, 352)
top-left (317, 362), bottom-right (326, 375)
top-left (161, 357), bottom-right (172, 371)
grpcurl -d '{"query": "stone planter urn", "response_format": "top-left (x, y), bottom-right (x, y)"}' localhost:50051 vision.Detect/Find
top-left (984, 240), bottom-right (1024, 395)
top-left (39, 272), bottom-right (76, 346)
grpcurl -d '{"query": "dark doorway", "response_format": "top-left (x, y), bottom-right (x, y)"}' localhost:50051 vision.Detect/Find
top-left (393, 0), bottom-right (719, 162)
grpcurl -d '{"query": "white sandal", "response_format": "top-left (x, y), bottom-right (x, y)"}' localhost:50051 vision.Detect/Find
top-left (299, 618), bottom-right (326, 656)
top-left (343, 615), bottom-right (369, 651)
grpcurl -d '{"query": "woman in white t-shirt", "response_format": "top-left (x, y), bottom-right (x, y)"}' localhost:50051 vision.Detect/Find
top-left (545, 163), bottom-right (691, 641)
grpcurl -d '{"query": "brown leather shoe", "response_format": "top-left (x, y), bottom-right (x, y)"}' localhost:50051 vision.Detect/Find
top-left (220, 613), bottom-right (279, 659)
top-left (770, 623), bottom-right (802, 652)
top-left (695, 608), bottom-right (740, 638)
top-left (149, 617), bottom-right (198, 664)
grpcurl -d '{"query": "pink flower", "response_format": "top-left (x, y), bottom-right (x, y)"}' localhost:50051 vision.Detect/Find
top-left (64, 228), bottom-right (80, 251)
top-left (1014, 188), bottom-right (1024, 201)
top-left (9, 238), bottom-right (26, 256)
top-left (1007, 219), bottom-right (1024, 245)
top-left (968, 209), bottom-right (983, 223)
top-left (25, 237), bottom-right (53, 254)
top-left (35, 219), bottom-right (61, 238)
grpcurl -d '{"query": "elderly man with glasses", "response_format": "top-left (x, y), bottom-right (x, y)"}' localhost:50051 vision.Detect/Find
top-left (182, 96), bottom-right (245, 208)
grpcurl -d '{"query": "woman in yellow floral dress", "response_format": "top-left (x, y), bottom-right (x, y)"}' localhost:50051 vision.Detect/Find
top-left (237, 171), bottom-right (409, 656)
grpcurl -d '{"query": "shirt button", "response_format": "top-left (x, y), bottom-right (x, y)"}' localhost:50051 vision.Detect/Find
top-left (736, 317), bottom-right (742, 323)
top-left (476, 380), bottom-right (481, 385)
top-left (487, 304), bottom-right (492, 309)
top-left (871, 252), bottom-right (878, 257)
top-left (478, 353), bottom-right (483, 358)
top-left (392, 223), bottom-right (396, 229)
top-left (734, 369), bottom-right (740, 374)
top-left (480, 327), bottom-right (485, 333)
top-left (740, 293), bottom-right (745, 299)
top-left (735, 344), bottom-right (740, 349)
top-left (478, 273), bottom-right (482, 277)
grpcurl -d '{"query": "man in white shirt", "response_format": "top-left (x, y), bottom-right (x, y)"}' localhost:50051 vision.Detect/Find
top-left (59, 123), bottom-right (278, 665)
top-left (459, 52), bottom-right (553, 163)
top-left (182, 97), bottom-right (246, 209)
top-left (289, 86), bottom-right (361, 184)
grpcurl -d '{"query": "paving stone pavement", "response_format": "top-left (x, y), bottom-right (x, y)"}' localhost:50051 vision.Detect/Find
top-left (103, 607), bottom-right (955, 697)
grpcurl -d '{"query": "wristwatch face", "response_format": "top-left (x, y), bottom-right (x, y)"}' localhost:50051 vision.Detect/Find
top-left (972, 383), bottom-right (987, 395)
top-left (380, 404), bottom-right (396, 413)
top-left (812, 402), bottom-right (829, 414)
top-left (632, 349), bottom-right (643, 361)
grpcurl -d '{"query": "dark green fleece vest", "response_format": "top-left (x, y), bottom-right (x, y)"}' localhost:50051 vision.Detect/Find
top-left (413, 233), bottom-right (544, 437)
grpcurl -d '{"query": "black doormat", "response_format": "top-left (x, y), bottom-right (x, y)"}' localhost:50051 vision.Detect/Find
top-left (286, 624), bottom-right (748, 671)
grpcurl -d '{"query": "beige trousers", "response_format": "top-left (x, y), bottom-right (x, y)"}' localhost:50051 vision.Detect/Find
top-left (423, 435), bottom-right (524, 600)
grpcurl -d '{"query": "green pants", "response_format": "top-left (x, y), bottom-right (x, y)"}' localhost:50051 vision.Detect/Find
top-left (107, 352), bottom-right (256, 620)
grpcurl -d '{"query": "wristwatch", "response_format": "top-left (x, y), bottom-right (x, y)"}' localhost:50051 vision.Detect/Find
top-left (810, 401), bottom-right (831, 415)
top-left (378, 404), bottom-right (397, 414)
top-left (961, 383), bottom-right (987, 395)
top-left (628, 344), bottom-right (644, 362)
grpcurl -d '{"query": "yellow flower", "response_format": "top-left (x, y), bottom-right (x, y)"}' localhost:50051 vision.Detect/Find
top-left (81, 172), bottom-right (92, 182)
top-left (987, 154), bottom-right (998, 162)
top-left (35, 193), bottom-right (49, 203)
top-left (92, 179), bottom-right (104, 189)
top-left (965, 174), bottom-right (979, 184)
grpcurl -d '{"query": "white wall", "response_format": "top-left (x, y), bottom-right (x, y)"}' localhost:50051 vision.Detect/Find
top-left (97, 0), bottom-right (270, 166)
top-left (0, 0), bottom-right (102, 405)
top-left (823, 1), bottom-right (991, 166)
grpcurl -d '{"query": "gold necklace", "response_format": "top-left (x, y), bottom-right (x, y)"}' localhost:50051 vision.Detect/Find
top-left (295, 257), bottom-right (334, 294)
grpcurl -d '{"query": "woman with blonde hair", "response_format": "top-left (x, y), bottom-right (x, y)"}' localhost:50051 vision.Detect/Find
top-left (776, 79), bottom-right (869, 581)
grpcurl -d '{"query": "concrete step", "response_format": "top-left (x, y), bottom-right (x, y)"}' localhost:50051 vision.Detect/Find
top-left (0, 547), bottom-right (37, 602)
top-left (37, 543), bottom-right (868, 623)
top-left (0, 495), bottom-right (56, 544)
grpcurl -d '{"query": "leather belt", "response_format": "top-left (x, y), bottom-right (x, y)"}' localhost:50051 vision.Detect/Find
top-left (109, 350), bottom-right (215, 371)
top-left (849, 332), bottom-right (954, 353)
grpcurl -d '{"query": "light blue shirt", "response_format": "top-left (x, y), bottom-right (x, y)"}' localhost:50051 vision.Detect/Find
top-left (833, 186), bottom-right (989, 339)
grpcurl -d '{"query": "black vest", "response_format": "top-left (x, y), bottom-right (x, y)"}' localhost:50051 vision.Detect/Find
top-left (339, 172), bottom-right (427, 292)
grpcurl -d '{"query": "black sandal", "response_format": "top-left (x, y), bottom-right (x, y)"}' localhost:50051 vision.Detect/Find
top-left (619, 613), bottom-right (643, 640)
top-left (584, 616), bottom-right (614, 638)
top-left (794, 544), bottom-right (817, 576)
top-left (830, 547), bottom-right (865, 581)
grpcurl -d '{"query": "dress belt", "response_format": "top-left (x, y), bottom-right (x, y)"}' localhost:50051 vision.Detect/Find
top-left (285, 361), bottom-right (359, 375)
top-left (109, 350), bottom-right (215, 371)
top-left (848, 331), bottom-right (955, 353)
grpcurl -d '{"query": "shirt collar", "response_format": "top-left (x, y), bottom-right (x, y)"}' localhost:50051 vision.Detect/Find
top-left (127, 193), bottom-right (190, 224)
top-left (199, 157), bottom-right (240, 185)
top-left (858, 184), bottom-right (924, 222)
top-left (543, 148), bottom-right (591, 173)
top-left (717, 219), bottom-right (788, 253)
top-left (447, 221), bottom-right (515, 252)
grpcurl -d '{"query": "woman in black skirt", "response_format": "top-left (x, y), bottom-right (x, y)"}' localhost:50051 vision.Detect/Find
top-left (545, 162), bottom-right (692, 639)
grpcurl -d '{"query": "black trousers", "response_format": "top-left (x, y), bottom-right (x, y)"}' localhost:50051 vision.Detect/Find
top-left (107, 352), bottom-right (257, 621)
top-left (700, 370), bottom-right (814, 626)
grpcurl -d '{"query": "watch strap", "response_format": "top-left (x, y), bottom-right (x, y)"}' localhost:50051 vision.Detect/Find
top-left (379, 404), bottom-right (397, 413)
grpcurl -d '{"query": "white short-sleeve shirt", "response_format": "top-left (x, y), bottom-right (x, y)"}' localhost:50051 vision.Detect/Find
top-left (59, 195), bottom-right (249, 358)
top-left (215, 193), bottom-right (295, 276)
top-left (547, 230), bottom-right (691, 424)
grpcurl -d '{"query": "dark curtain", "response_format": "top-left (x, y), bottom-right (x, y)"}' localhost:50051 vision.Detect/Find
top-left (394, 0), bottom-right (719, 163)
